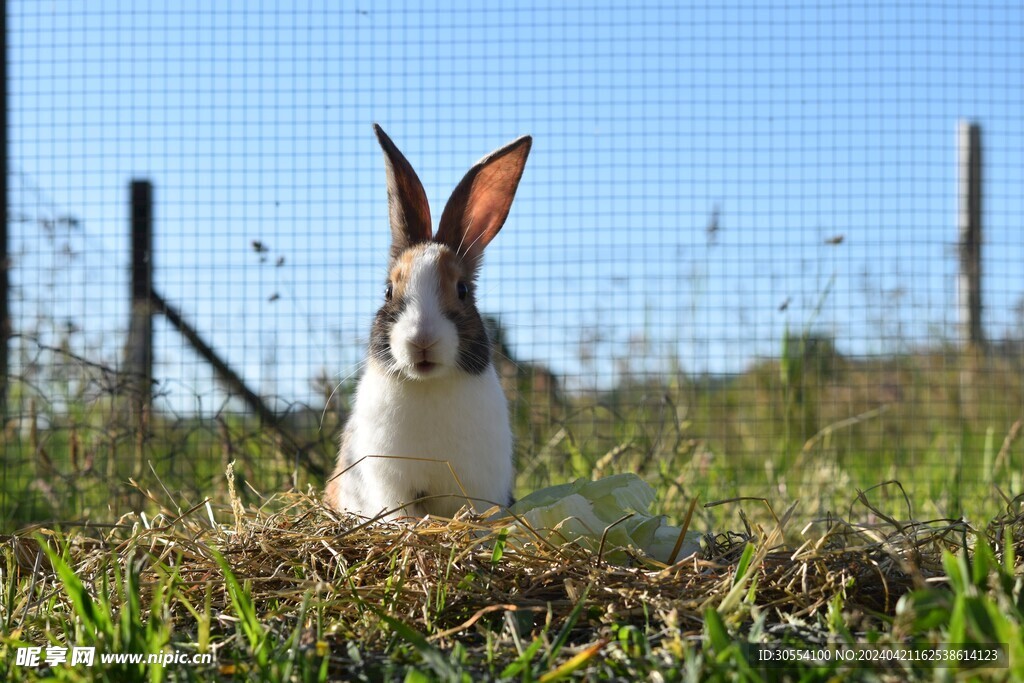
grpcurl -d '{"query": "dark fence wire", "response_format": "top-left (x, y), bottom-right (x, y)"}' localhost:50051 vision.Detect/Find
top-left (2, 1), bottom-right (1022, 529)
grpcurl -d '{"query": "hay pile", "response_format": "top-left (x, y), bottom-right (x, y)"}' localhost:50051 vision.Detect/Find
top-left (7, 481), bottom-right (1023, 675)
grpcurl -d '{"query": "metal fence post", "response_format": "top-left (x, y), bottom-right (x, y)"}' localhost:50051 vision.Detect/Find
top-left (958, 121), bottom-right (983, 350)
top-left (125, 180), bottom-right (153, 413)
top-left (0, 0), bottom-right (8, 420)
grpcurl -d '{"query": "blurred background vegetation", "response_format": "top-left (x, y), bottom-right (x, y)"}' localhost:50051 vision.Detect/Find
top-left (4, 326), bottom-right (1021, 533)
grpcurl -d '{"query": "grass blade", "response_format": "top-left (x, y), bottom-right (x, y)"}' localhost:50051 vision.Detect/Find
top-left (538, 638), bottom-right (607, 683)
top-left (208, 546), bottom-right (269, 668)
top-left (544, 583), bottom-right (592, 668)
top-left (374, 608), bottom-right (462, 681)
top-left (37, 535), bottom-right (113, 639)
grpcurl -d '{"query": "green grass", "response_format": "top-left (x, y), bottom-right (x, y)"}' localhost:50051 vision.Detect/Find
top-left (0, 494), bottom-right (1021, 681)
top-left (513, 344), bottom-right (1023, 534)
top-left (3, 343), bottom-right (1021, 530)
top-left (1, 343), bottom-right (1023, 680)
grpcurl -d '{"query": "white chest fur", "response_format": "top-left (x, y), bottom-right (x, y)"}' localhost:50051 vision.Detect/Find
top-left (340, 362), bottom-right (513, 519)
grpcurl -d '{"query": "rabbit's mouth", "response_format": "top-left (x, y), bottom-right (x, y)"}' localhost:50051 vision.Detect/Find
top-left (414, 360), bottom-right (437, 374)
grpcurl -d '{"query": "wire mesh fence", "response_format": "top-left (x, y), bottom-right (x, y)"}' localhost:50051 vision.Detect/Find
top-left (2, 1), bottom-right (1022, 530)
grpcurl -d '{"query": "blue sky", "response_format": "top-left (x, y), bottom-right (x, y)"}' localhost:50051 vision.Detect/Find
top-left (8, 1), bottom-right (1023, 410)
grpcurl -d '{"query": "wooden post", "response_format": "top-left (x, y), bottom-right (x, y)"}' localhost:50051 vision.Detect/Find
top-left (958, 121), bottom-right (983, 350)
top-left (125, 180), bottom-right (154, 411)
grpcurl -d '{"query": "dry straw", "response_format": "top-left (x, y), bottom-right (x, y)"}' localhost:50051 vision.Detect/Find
top-left (6, 478), bottom-right (1023, 661)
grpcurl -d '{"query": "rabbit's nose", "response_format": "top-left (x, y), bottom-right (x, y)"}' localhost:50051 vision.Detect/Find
top-left (409, 332), bottom-right (438, 352)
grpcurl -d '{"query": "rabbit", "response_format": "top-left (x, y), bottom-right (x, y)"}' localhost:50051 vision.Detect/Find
top-left (324, 124), bottom-right (532, 520)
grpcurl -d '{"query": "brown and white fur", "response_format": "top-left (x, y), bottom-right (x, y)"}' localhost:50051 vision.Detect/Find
top-left (325, 125), bottom-right (531, 520)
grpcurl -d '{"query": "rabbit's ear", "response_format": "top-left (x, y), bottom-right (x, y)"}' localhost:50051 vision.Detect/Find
top-left (436, 135), bottom-right (531, 270)
top-left (374, 124), bottom-right (432, 259)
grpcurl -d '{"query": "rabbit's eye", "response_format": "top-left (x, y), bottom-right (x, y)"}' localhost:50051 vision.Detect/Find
top-left (456, 281), bottom-right (469, 301)
top-left (385, 282), bottom-right (394, 301)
